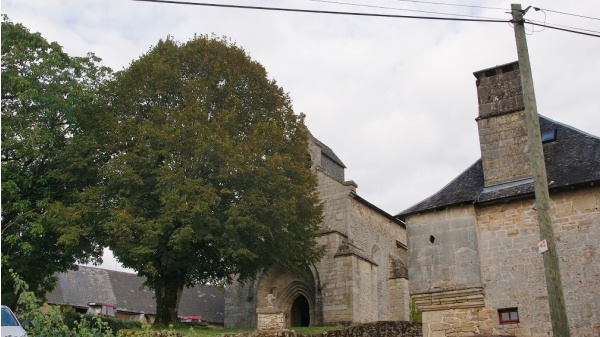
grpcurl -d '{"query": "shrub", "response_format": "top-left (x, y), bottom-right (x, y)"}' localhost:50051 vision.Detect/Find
top-left (8, 269), bottom-right (115, 336)
top-left (409, 298), bottom-right (422, 323)
top-left (73, 314), bottom-right (142, 333)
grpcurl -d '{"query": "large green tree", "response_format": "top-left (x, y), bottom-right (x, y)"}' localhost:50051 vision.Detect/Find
top-left (102, 35), bottom-right (324, 326)
top-left (1, 17), bottom-right (112, 307)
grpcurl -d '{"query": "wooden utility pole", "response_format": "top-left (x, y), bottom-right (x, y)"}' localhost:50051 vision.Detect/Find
top-left (511, 4), bottom-right (570, 336)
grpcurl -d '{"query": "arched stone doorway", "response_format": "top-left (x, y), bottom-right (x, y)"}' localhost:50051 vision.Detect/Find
top-left (255, 266), bottom-right (322, 328)
top-left (291, 295), bottom-right (310, 327)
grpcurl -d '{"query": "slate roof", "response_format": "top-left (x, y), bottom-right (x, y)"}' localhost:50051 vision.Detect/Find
top-left (398, 116), bottom-right (600, 217)
top-left (309, 132), bottom-right (346, 168)
top-left (46, 266), bottom-right (225, 324)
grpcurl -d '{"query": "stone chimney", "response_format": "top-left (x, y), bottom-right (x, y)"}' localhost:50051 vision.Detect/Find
top-left (474, 61), bottom-right (531, 187)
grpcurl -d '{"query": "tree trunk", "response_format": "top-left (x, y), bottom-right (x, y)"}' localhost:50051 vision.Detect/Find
top-left (153, 272), bottom-right (186, 327)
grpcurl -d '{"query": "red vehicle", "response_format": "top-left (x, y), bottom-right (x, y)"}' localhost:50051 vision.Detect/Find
top-left (86, 302), bottom-right (116, 317)
top-left (178, 315), bottom-right (205, 326)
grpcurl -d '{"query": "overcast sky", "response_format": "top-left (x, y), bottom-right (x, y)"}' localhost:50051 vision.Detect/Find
top-left (3, 0), bottom-right (599, 272)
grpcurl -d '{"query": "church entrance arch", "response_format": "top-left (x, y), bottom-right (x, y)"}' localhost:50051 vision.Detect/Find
top-left (291, 295), bottom-right (310, 327)
top-left (255, 266), bottom-right (321, 328)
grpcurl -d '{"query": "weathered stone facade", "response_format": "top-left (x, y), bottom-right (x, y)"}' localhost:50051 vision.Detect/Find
top-left (409, 187), bottom-right (600, 336)
top-left (225, 134), bottom-right (409, 328)
top-left (400, 61), bottom-right (600, 337)
top-left (475, 62), bottom-right (531, 187)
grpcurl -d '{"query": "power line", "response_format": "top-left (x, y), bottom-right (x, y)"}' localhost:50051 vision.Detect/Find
top-left (132, 0), bottom-right (599, 37)
top-left (132, 0), bottom-right (509, 23)
top-left (525, 20), bottom-right (600, 38)
top-left (533, 7), bottom-right (600, 21)
top-left (308, 0), bottom-right (506, 21)
top-left (390, 0), bottom-right (507, 11)
top-left (527, 19), bottom-right (600, 35)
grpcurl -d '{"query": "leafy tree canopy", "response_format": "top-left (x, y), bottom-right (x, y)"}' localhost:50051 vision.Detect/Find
top-left (102, 35), bottom-right (324, 326)
top-left (1, 16), bottom-right (112, 307)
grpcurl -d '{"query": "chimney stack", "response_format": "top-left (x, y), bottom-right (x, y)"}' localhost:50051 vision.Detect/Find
top-left (474, 61), bottom-right (531, 187)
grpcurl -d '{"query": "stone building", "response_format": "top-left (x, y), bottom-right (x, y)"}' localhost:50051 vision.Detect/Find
top-left (224, 133), bottom-right (409, 329)
top-left (398, 61), bottom-right (600, 337)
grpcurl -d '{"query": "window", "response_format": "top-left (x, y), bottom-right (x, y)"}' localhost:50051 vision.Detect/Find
top-left (541, 129), bottom-right (557, 143)
top-left (498, 307), bottom-right (519, 324)
top-left (1, 306), bottom-right (20, 327)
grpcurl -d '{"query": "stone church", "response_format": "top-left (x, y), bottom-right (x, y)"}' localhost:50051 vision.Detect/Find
top-left (399, 61), bottom-right (600, 336)
top-left (224, 132), bottom-right (409, 328)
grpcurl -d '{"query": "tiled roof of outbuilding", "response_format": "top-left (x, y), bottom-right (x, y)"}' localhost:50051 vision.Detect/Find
top-left (398, 116), bottom-right (600, 217)
top-left (46, 266), bottom-right (224, 324)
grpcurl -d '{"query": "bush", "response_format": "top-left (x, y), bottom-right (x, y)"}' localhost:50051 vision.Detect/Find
top-left (71, 314), bottom-right (142, 333)
top-left (8, 269), bottom-right (135, 336)
top-left (409, 298), bottom-right (422, 323)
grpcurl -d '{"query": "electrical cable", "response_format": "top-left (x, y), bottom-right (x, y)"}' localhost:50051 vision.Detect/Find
top-left (132, 0), bottom-right (599, 38)
top-left (533, 7), bottom-right (600, 21)
top-left (527, 19), bottom-right (600, 35)
top-left (131, 0), bottom-right (509, 23)
top-left (308, 0), bottom-right (506, 21)
top-left (390, 0), bottom-right (507, 11)
top-left (524, 20), bottom-right (600, 37)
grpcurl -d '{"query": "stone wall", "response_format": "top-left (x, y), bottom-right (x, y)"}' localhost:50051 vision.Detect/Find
top-left (315, 233), bottom-right (353, 324)
top-left (315, 167), bottom-right (409, 325)
top-left (217, 321), bottom-right (422, 337)
top-left (347, 197), bottom-right (408, 322)
top-left (225, 277), bottom-right (259, 328)
top-left (315, 170), bottom-right (356, 324)
top-left (474, 62), bottom-right (523, 119)
top-left (474, 61), bottom-right (531, 187)
top-left (354, 256), bottom-right (377, 323)
top-left (476, 185), bottom-right (600, 337)
top-left (257, 310), bottom-right (285, 331)
top-left (314, 169), bottom-right (357, 324)
top-left (413, 186), bottom-right (600, 337)
top-left (406, 205), bottom-right (482, 295)
top-left (476, 110), bottom-right (531, 186)
top-left (422, 308), bottom-right (511, 337)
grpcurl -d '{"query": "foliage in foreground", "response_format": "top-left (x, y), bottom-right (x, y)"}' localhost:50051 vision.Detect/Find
top-left (10, 270), bottom-right (114, 336)
top-left (101, 34), bottom-right (324, 326)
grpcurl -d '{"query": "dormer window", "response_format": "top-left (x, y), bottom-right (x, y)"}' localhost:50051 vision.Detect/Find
top-left (541, 129), bottom-right (557, 143)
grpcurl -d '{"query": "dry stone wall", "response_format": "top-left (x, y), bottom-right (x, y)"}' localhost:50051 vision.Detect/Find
top-left (216, 321), bottom-right (422, 337)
